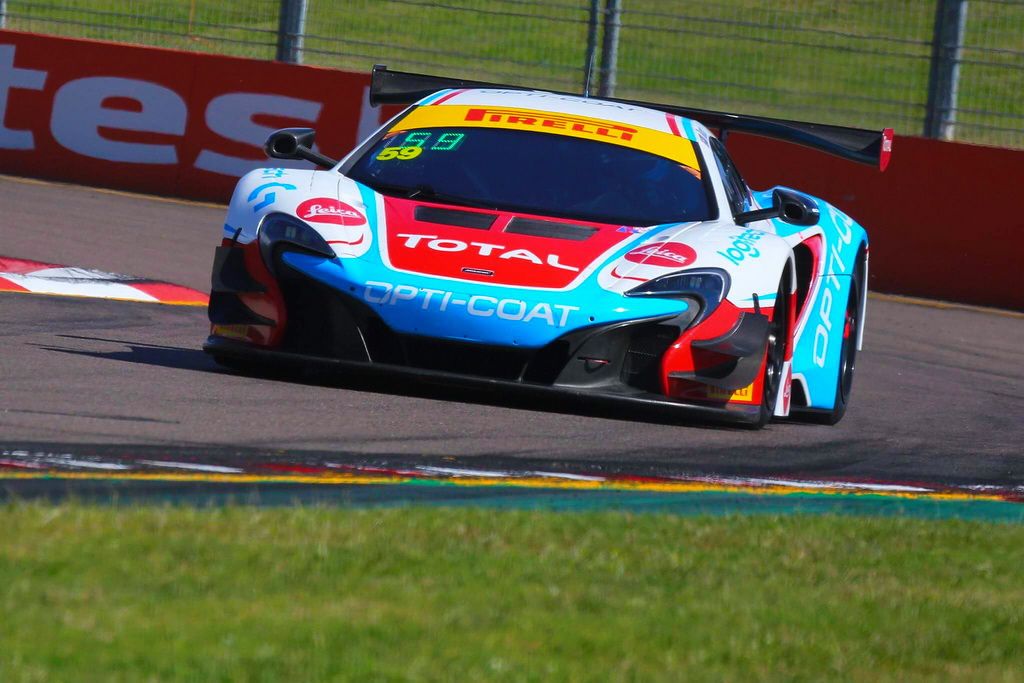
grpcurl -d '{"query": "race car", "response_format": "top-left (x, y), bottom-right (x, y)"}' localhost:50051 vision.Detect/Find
top-left (204, 66), bottom-right (893, 427)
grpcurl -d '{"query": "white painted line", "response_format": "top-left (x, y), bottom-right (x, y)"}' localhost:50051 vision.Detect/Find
top-left (0, 272), bottom-right (159, 302)
top-left (686, 475), bottom-right (933, 493)
top-left (416, 466), bottom-right (510, 478)
top-left (49, 459), bottom-right (132, 471)
top-left (529, 471), bottom-right (606, 481)
top-left (3, 450), bottom-right (132, 471)
top-left (747, 478), bottom-right (932, 493)
top-left (136, 460), bottom-right (243, 473)
top-left (27, 266), bottom-right (135, 282)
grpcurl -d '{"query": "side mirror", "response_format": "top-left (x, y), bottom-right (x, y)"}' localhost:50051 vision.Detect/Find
top-left (774, 188), bottom-right (820, 226)
top-left (264, 128), bottom-right (339, 169)
top-left (735, 188), bottom-right (820, 227)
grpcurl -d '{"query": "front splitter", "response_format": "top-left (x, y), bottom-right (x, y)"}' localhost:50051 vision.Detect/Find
top-left (202, 336), bottom-right (763, 426)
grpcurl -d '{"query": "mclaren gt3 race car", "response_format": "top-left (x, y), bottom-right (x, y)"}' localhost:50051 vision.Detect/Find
top-left (204, 66), bottom-right (893, 427)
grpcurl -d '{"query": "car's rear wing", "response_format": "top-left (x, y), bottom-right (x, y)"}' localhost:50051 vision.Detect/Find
top-left (369, 65), bottom-right (893, 172)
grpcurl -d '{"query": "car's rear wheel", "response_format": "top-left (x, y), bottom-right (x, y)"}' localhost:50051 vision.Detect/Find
top-left (751, 276), bottom-right (789, 429)
top-left (803, 255), bottom-right (864, 425)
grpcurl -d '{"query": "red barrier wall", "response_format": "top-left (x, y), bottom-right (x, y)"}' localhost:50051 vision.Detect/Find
top-left (729, 134), bottom-right (1023, 311)
top-left (0, 31), bottom-right (1020, 310)
top-left (0, 30), bottom-right (393, 202)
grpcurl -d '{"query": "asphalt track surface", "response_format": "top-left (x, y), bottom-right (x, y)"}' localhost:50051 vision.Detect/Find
top-left (2, 175), bottom-right (1023, 504)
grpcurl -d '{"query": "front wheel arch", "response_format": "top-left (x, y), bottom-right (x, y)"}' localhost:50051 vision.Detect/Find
top-left (746, 267), bottom-right (792, 429)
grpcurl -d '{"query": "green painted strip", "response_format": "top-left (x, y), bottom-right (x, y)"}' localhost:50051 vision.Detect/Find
top-left (390, 489), bottom-right (1024, 523)
top-left (7, 477), bottom-right (1020, 522)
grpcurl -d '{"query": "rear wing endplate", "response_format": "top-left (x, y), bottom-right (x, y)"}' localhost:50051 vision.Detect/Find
top-left (369, 65), bottom-right (893, 171)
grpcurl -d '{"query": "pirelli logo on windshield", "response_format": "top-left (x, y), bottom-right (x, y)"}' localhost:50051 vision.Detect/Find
top-left (463, 108), bottom-right (638, 142)
top-left (394, 104), bottom-right (699, 170)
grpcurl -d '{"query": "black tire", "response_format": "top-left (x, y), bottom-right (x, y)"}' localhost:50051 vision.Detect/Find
top-left (750, 275), bottom-right (789, 429)
top-left (802, 256), bottom-right (864, 425)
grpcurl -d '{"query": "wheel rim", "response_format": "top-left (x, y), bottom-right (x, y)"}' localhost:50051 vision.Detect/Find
top-left (762, 285), bottom-right (786, 410)
top-left (838, 280), bottom-right (859, 404)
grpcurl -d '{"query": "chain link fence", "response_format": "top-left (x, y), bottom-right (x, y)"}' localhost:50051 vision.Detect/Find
top-left (0, 0), bottom-right (281, 56)
top-left (956, 0), bottom-right (1024, 144)
top-left (2, 0), bottom-right (1021, 148)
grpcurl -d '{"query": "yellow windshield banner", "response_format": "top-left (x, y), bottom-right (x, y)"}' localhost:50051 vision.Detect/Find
top-left (392, 105), bottom-right (700, 170)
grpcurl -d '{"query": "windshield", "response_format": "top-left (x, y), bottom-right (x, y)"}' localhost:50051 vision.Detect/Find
top-left (346, 124), bottom-right (712, 226)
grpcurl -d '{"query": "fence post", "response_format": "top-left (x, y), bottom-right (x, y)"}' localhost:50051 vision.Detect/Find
top-left (598, 0), bottom-right (621, 97)
top-left (0, 0), bottom-right (7, 29)
top-left (583, 0), bottom-right (600, 95)
top-left (276, 0), bottom-right (309, 64)
top-left (924, 0), bottom-right (968, 140)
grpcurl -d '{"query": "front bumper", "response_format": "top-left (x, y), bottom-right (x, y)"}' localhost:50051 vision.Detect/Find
top-left (207, 240), bottom-right (771, 424)
top-left (203, 335), bottom-right (764, 426)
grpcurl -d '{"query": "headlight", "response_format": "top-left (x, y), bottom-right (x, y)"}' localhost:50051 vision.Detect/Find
top-left (625, 268), bottom-right (730, 324)
top-left (257, 213), bottom-right (335, 272)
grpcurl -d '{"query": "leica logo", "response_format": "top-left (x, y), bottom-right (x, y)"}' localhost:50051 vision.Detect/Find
top-left (625, 242), bottom-right (697, 267)
top-left (304, 204), bottom-right (360, 219)
top-left (295, 198), bottom-right (367, 226)
top-left (634, 246), bottom-right (688, 262)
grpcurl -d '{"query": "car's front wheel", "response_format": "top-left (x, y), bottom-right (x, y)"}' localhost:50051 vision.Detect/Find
top-left (751, 275), bottom-right (789, 429)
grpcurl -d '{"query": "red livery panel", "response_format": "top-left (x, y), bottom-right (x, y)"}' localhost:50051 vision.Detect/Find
top-left (381, 197), bottom-right (636, 289)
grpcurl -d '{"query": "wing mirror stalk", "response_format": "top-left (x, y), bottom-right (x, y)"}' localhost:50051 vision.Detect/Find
top-left (264, 128), bottom-right (338, 169)
top-left (735, 188), bottom-right (820, 226)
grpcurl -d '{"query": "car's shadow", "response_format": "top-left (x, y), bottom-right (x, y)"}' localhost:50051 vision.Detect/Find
top-left (39, 336), bottom-right (216, 372)
top-left (40, 334), bottom-right (751, 431)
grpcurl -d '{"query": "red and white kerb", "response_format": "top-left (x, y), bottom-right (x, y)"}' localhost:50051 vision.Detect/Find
top-left (0, 257), bottom-right (208, 305)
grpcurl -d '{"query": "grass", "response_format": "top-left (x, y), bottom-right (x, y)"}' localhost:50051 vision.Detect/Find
top-left (2, 502), bottom-right (1024, 681)
top-left (3, 0), bottom-right (1022, 147)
